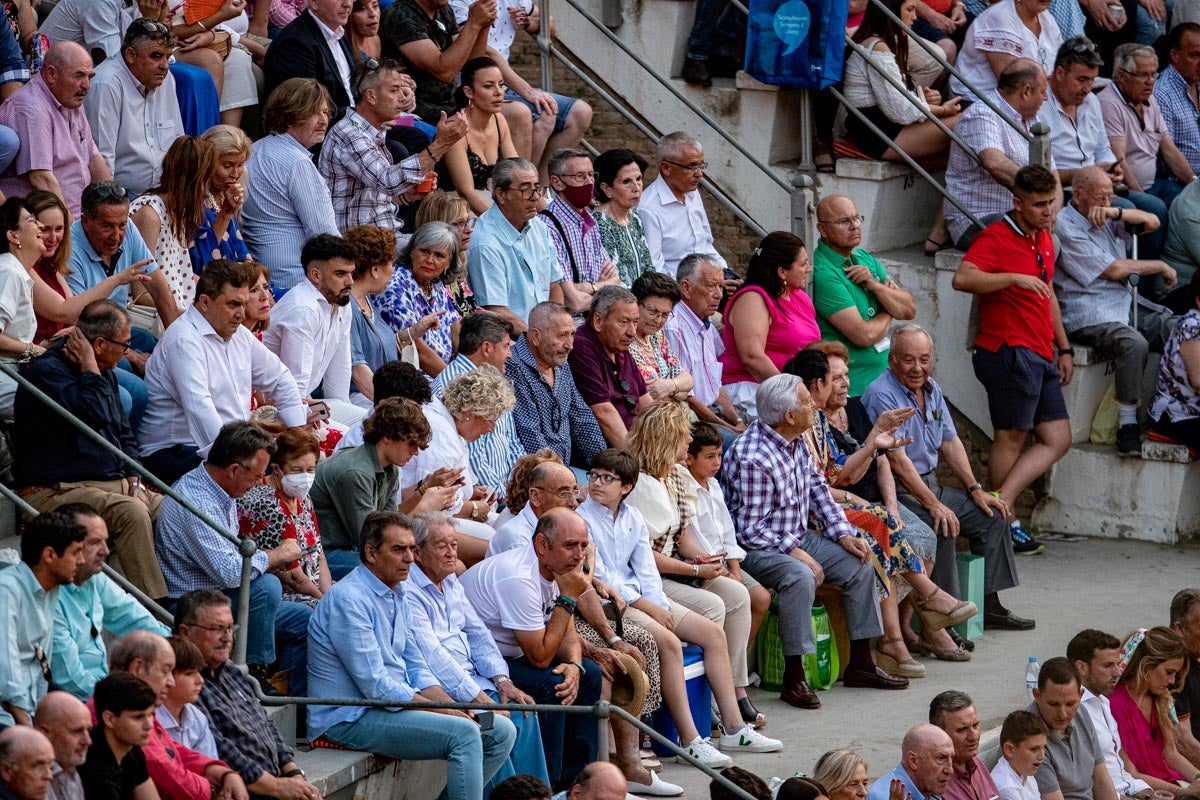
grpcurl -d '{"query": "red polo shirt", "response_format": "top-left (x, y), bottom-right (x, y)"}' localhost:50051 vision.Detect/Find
top-left (964, 214), bottom-right (1056, 362)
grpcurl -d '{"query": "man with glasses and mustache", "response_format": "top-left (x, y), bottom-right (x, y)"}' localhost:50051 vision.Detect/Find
top-left (638, 131), bottom-right (730, 280)
top-left (952, 164), bottom-right (1071, 557)
top-left (83, 20), bottom-right (183, 198)
top-left (13, 300), bottom-right (169, 601)
top-left (568, 286), bottom-right (652, 447)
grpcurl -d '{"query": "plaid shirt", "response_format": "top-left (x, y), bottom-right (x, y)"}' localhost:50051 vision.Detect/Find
top-left (541, 196), bottom-right (608, 284)
top-left (721, 420), bottom-right (855, 554)
top-left (317, 110), bottom-right (423, 233)
top-left (1154, 66), bottom-right (1200, 173)
top-left (198, 662), bottom-right (295, 784)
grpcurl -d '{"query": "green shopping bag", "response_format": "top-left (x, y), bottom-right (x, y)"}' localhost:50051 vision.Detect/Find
top-left (802, 605), bottom-right (839, 690)
top-left (755, 600), bottom-right (840, 691)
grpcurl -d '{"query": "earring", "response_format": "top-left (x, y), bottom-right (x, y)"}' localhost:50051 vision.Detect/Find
top-left (15, 242), bottom-right (19, 250)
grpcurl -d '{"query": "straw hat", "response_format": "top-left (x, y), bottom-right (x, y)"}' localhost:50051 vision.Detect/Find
top-left (609, 652), bottom-right (650, 717)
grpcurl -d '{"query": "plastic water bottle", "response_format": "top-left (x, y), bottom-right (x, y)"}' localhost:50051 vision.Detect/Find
top-left (1025, 656), bottom-right (1040, 702)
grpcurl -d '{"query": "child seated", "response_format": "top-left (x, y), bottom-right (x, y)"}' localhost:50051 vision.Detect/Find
top-left (155, 637), bottom-right (219, 760)
top-left (991, 710), bottom-right (1047, 800)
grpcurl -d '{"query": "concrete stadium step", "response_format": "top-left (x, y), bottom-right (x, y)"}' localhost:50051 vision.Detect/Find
top-left (292, 749), bottom-right (447, 800)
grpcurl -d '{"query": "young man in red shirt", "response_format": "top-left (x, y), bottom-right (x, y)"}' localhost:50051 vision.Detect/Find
top-left (952, 164), bottom-right (1073, 556)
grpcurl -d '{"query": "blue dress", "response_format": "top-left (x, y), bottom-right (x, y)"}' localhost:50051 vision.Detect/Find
top-left (375, 267), bottom-right (460, 373)
top-left (189, 202), bottom-right (249, 274)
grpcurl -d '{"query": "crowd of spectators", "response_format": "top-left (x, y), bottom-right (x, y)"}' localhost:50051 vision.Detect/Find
top-left (0, 0), bottom-right (1196, 799)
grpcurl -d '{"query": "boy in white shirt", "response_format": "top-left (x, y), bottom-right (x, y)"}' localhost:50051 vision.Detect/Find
top-left (991, 710), bottom-right (1048, 800)
top-left (155, 636), bottom-right (220, 760)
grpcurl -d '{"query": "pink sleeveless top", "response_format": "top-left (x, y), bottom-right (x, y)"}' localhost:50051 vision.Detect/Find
top-left (719, 285), bottom-right (820, 384)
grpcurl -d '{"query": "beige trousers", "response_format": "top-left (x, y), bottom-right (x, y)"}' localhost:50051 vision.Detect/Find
top-left (662, 575), bottom-right (751, 687)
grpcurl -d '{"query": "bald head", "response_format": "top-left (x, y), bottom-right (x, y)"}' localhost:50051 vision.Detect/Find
top-left (1070, 166), bottom-right (1114, 213)
top-left (569, 761), bottom-right (627, 800)
top-left (816, 195), bottom-right (863, 255)
top-left (0, 727), bottom-right (54, 800)
top-left (901, 725), bottom-right (955, 797)
top-left (34, 692), bottom-right (92, 772)
top-left (902, 724), bottom-right (954, 756)
top-left (41, 42), bottom-right (95, 109)
top-left (529, 462), bottom-right (579, 514)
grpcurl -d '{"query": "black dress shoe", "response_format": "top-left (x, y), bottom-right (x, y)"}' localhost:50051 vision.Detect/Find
top-left (948, 627), bottom-right (976, 652)
top-left (682, 57), bottom-right (713, 87)
top-left (781, 678), bottom-right (822, 709)
top-left (984, 609), bottom-right (1036, 630)
top-left (842, 666), bottom-right (909, 690)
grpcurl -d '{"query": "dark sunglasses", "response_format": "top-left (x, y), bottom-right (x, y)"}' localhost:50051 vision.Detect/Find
top-left (353, 57), bottom-right (382, 97)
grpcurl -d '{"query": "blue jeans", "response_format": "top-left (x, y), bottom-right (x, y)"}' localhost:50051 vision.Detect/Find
top-left (483, 689), bottom-right (550, 797)
top-left (685, 0), bottom-right (744, 61)
top-left (223, 574), bottom-right (311, 682)
top-left (325, 549), bottom-right (360, 581)
top-left (0, 126), bottom-right (18, 176)
top-left (114, 368), bottom-right (147, 432)
top-left (141, 444), bottom-right (201, 486)
top-left (325, 707), bottom-right (516, 800)
top-left (504, 656), bottom-right (602, 791)
top-left (1149, 175), bottom-right (1185, 208)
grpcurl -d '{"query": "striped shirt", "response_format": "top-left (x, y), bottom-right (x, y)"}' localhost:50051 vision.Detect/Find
top-left (664, 301), bottom-right (723, 406)
top-left (430, 354), bottom-right (524, 497)
top-left (721, 420), bottom-right (855, 554)
top-left (1154, 65), bottom-right (1200, 174)
top-left (541, 196), bottom-right (608, 284)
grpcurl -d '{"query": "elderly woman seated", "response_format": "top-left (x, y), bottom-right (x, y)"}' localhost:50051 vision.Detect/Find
top-left (630, 272), bottom-right (694, 404)
top-left (1150, 271), bottom-right (1200, 452)
top-left (399, 365), bottom-right (514, 564)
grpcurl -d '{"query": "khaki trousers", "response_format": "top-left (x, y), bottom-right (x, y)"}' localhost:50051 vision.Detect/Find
top-left (662, 575), bottom-right (751, 687)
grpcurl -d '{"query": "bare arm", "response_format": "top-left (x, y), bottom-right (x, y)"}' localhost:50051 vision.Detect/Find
top-left (513, 606), bottom-right (578, 669)
top-left (27, 171), bottom-right (64, 204)
top-left (827, 307), bottom-right (894, 348)
top-left (725, 292), bottom-right (780, 382)
top-left (591, 402), bottom-right (629, 447)
top-left (398, 3), bottom-right (494, 85)
top-left (978, 147), bottom-right (1021, 189)
top-left (89, 153), bottom-right (113, 182)
top-left (984, 51), bottom-right (1018, 79)
top-left (145, 269), bottom-right (181, 328)
top-left (1108, 138), bottom-right (1143, 191)
top-left (482, 304), bottom-right (528, 335)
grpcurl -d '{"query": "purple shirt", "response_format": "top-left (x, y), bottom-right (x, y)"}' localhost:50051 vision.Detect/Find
top-left (568, 319), bottom-right (647, 430)
top-left (945, 757), bottom-right (1002, 800)
top-left (0, 74), bottom-right (99, 215)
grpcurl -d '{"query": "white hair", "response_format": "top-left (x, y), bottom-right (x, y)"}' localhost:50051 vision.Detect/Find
top-left (756, 374), bottom-right (805, 427)
top-left (890, 322), bottom-right (931, 351)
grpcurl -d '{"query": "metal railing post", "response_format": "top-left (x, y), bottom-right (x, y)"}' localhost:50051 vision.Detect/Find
top-left (790, 173), bottom-right (814, 245)
top-left (234, 539), bottom-right (256, 666)
top-left (537, 0), bottom-right (553, 93)
top-left (594, 699), bottom-right (610, 761)
top-left (1029, 121), bottom-right (1053, 169)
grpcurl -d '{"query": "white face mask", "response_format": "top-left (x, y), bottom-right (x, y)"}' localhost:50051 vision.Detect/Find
top-left (279, 471), bottom-right (316, 500)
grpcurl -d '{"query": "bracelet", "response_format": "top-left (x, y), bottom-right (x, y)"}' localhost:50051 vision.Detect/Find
top-left (424, 146), bottom-right (436, 161)
top-left (1058, 347), bottom-right (1076, 357)
top-left (691, 563), bottom-right (699, 577)
top-left (870, 447), bottom-right (884, 459)
top-left (554, 595), bottom-right (577, 615)
top-left (1116, 207), bottom-right (1124, 221)
top-left (606, 635), bottom-right (623, 646)
top-left (196, 18), bottom-right (208, 31)
top-left (494, 675), bottom-right (511, 685)
top-left (967, 482), bottom-right (984, 493)
top-left (281, 768), bottom-right (305, 778)
top-left (415, 479), bottom-right (426, 496)
top-left (571, 660), bottom-right (586, 675)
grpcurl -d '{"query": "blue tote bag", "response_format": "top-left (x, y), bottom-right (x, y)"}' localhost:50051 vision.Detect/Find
top-left (744, 0), bottom-right (848, 88)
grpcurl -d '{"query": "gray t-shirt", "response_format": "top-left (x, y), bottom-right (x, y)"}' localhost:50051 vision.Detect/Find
top-left (1027, 702), bottom-right (1105, 800)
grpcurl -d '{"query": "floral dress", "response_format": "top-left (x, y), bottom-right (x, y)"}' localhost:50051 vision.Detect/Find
top-left (375, 266), bottom-right (461, 373)
top-left (188, 197), bottom-right (249, 275)
top-left (237, 483), bottom-right (325, 607)
top-left (597, 208), bottom-right (653, 288)
top-left (1150, 310), bottom-right (1200, 425)
top-left (629, 330), bottom-right (683, 385)
top-left (129, 194), bottom-right (195, 309)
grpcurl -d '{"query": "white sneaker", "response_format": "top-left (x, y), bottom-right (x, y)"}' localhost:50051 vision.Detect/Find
top-left (717, 724), bottom-right (784, 753)
top-left (681, 736), bottom-right (733, 768)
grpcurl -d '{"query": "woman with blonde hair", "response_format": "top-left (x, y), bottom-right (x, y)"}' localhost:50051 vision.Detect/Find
top-left (624, 400), bottom-right (768, 731)
top-left (813, 750), bottom-right (871, 800)
top-left (1110, 627), bottom-right (1196, 789)
top-left (195, 124), bottom-right (251, 271)
top-left (416, 191), bottom-right (476, 316)
top-left (130, 135), bottom-right (216, 309)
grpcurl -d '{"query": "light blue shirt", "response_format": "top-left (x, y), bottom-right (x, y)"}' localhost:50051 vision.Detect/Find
top-left (51, 572), bottom-right (170, 699)
top-left (156, 703), bottom-right (219, 760)
top-left (430, 354), bottom-right (524, 498)
top-left (406, 564), bottom-right (509, 702)
top-left (467, 206), bottom-right (561, 322)
top-left (156, 465), bottom-right (269, 598)
top-left (242, 133), bottom-right (339, 291)
top-left (65, 218), bottom-right (157, 308)
top-left (868, 765), bottom-right (930, 800)
top-left (307, 564), bottom-right (439, 740)
top-left (1038, 90), bottom-right (1116, 171)
top-left (861, 369), bottom-right (957, 476)
top-left (1054, 203), bottom-right (1133, 333)
top-left (0, 562), bottom-right (57, 726)
top-left (576, 498), bottom-right (668, 608)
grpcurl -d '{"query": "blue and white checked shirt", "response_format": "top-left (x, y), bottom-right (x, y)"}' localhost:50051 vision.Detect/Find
top-left (307, 565), bottom-right (439, 740)
top-left (405, 565), bottom-right (510, 702)
top-left (721, 420), bottom-right (855, 554)
top-left (541, 196), bottom-right (608, 284)
top-left (1154, 66), bottom-right (1200, 174)
top-left (430, 354), bottom-right (525, 497)
top-left (156, 465), bottom-right (269, 598)
top-left (861, 369), bottom-right (958, 476)
top-left (505, 335), bottom-right (607, 469)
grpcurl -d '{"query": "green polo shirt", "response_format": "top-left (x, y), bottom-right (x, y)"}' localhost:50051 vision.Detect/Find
top-left (812, 239), bottom-right (891, 396)
top-left (311, 442), bottom-right (399, 551)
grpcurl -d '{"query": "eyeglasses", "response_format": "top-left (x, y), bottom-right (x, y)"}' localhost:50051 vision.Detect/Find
top-left (102, 336), bottom-right (133, 353)
top-left (1118, 67), bottom-right (1158, 80)
top-left (190, 623), bottom-right (240, 635)
top-left (587, 471), bottom-right (619, 485)
top-left (639, 303), bottom-right (673, 322)
top-left (88, 183), bottom-right (128, 202)
top-left (452, 218), bottom-right (474, 233)
top-left (533, 484), bottom-right (577, 500)
top-left (507, 183), bottom-right (543, 199)
top-left (1064, 39), bottom-right (1099, 55)
top-left (663, 160), bottom-right (707, 173)
top-left (132, 18), bottom-right (170, 35)
top-left (353, 56), bottom-right (381, 97)
top-left (556, 170), bottom-right (596, 185)
top-left (820, 215), bottom-right (865, 228)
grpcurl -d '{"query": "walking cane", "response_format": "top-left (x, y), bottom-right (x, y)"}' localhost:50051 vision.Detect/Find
top-left (1127, 224), bottom-right (1140, 331)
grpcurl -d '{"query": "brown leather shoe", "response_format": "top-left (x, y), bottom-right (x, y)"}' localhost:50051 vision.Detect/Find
top-left (781, 677), bottom-right (821, 708)
top-left (842, 666), bottom-right (909, 690)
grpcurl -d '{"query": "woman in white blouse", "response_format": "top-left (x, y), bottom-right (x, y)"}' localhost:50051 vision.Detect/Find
top-left (950, 0), bottom-right (1062, 100)
top-left (0, 197), bottom-right (46, 419)
top-left (843, 0), bottom-right (961, 252)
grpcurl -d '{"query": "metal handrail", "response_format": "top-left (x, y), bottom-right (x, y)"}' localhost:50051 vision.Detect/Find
top-left (843, 35), bottom-right (982, 167)
top-left (865, 0), bottom-right (1031, 141)
top-left (0, 363), bottom-right (254, 664)
top-left (829, 86), bottom-right (982, 227)
top-left (551, 52), bottom-right (770, 236)
top-left (539, 0), bottom-right (792, 194)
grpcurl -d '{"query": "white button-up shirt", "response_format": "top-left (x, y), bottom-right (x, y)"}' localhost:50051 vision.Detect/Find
top-left (398, 397), bottom-right (475, 515)
top-left (638, 175), bottom-right (729, 278)
top-left (576, 497), bottom-right (668, 608)
top-left (139, 306), bottom-right (306, 457)
top-left (687, 473), bottom-right (747, 560)
top-left (664, 300), bottom-right (723, 405)
top-left (84, 54), bottom-right (183, 197)
top-left (992, 756), bottom-right (1041, 800)
top-left (309, 9), bottom-right (353, 106)
top-left (1038, 90), bottom-right (1116, 171)
top-left (1080, 687), bottom-right (1153, 797)
top-left (263, 278), bottom-right (353, 403)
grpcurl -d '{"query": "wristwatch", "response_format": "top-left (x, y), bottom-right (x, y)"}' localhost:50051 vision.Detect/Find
top-left (967, 482), bottom-right (984, 493)
top-left (606, 635), bottom-right (623, 647)
top-left (1058, 347), bottom-right (1076, 357)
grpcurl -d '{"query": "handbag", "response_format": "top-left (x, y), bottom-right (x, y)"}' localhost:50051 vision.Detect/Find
top-left (206, 30), bottom-right (232, 59)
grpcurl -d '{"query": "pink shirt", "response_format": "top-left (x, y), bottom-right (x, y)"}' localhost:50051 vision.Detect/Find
top-left (0, 74), bottom-right (99, 216)
top-left (944, 756), bottom-right (1002, 800)
top-left (1108, 684), bottom-right (1186, 784)
top-left (719, 285), bottom-right (819, 384)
